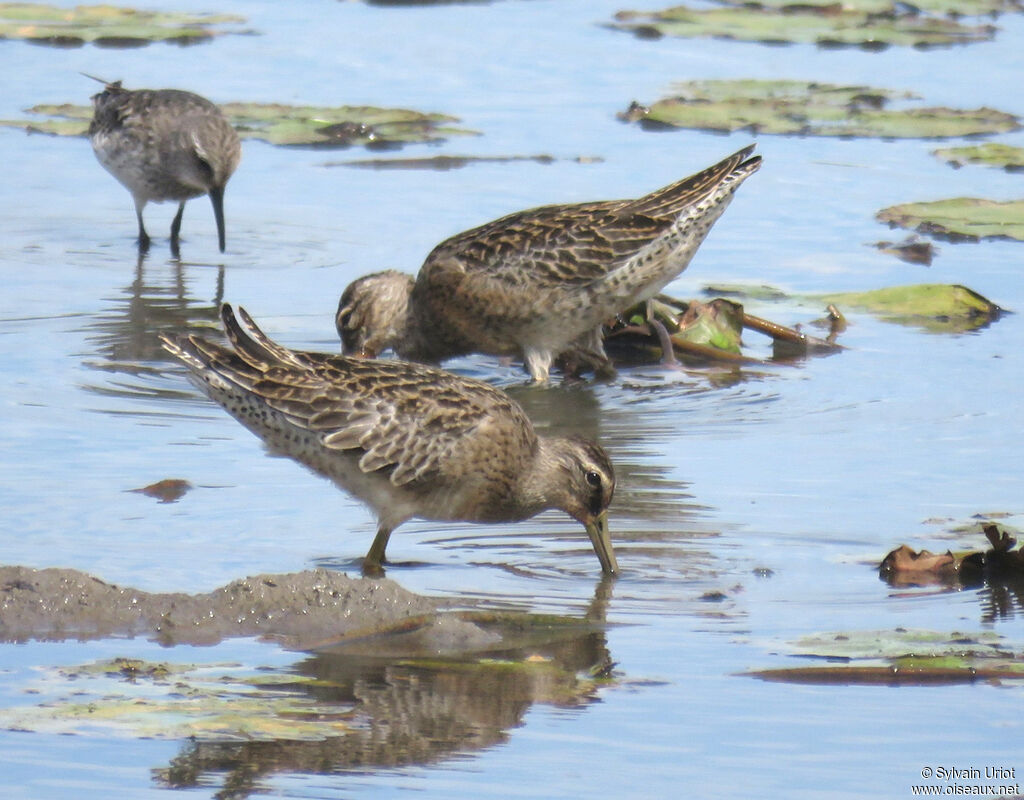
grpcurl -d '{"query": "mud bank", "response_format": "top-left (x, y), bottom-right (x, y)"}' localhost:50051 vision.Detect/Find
top-left (0, 566), bottom-right (500, 652)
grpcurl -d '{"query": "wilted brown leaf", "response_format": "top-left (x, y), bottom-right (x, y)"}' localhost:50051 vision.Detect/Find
top-left (130, 479), bottom-right (192, 503)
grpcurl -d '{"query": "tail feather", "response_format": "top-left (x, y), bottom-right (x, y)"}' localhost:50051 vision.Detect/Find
top-left (216, 304), bottom-right (290, 369)
top-left (159, 307), bottom-right (273, 395)
top-left (576, 146), bottom-right (761, 316)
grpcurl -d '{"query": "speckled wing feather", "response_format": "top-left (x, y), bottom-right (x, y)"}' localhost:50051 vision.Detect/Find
top-left (162, 305), bottom-right (535, 488)
top-left (411, 146), bottom-right (759, 347)
top-left (418, 145), bottom-right (758, 292)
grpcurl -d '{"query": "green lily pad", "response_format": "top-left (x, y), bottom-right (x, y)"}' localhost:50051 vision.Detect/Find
top-left (819, 284), bottom-right (999, 319)
top-left (609, 3), bottom-right (997, 49)
top-left (818, 284), bottom-right (1003, 332)
top-left (704, 282), bottom-right (1004, 333)
top-left (933, 142), bottom-right (1024, 171)
top-left (0, 658), bottom-right (356, 740)
top-left (747, 629), bottom-right (1024, 685)
top-left (221, 102), bottom-right (476, 148)
top-left (727, 0), bottom-right (1015, 11)
top-left (0, 101), bottom-right (477, 148)
top-left (0, 621), bottom-right (611, 741)
top-left (790, 628), bottom-right (1008, 660)
top-left (877, 198), bottom-right (1024, 242)
top-left (0, 3), bottom-right (249, 47)
top-left (619, 79), bottom-right (1019, 139)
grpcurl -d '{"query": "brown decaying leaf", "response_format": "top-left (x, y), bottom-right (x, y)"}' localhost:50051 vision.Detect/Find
top-left (879, 523), bottom-right (1024, 587)
top-left (747, 664), bottom-right (1022, 686)
top-left (873, 236), bottom-right (936, 266)
top-left (879, 544), bottom-right (957, 576)
top-left (129, 479), bottom-right (193, 503)
top-left (602, 293), bottom-right (843, 366)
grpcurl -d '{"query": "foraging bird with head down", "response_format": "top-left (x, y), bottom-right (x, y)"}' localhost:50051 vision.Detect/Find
top-left (161, 305), bottom-right (618, 574)
top-left (337, 145), bottom-right (761, 382)
top-left (88, 78), bottom-right (241, 254)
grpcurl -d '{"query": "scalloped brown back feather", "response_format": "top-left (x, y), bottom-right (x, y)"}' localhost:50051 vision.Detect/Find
top-left (337, 146), bottom-right (760, 380)
top-left (160, 305), bottom-right (618, 572)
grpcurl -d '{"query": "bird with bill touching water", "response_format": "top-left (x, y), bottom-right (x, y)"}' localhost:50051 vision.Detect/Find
top-left (161, 305), bottom-right (619, 574)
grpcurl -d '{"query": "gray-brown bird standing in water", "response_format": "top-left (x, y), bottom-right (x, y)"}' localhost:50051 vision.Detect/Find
top-left (161, 304), bottom-right (618, 575)
top-left (88, 78), bottom-right (241, 255)
top-left (337, 145), bottom-right (760, 382)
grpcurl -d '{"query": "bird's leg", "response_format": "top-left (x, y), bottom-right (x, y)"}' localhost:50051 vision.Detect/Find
top-left (524, 349), bottom-right (553, 384)
top-left (363, 525), bottom-right (393, 575)
top-left (170, 201), bottom-right (186, 254)
top-left (578, 327), bottom-right (616, 380)
top-left (134, 201), bottom-right (150, 253)
top-left (557, 329), bottom-right (616, 381)
top-left (646, 299), bottom-right (678, 366)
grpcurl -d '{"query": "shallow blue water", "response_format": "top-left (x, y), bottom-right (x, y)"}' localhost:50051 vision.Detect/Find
top-left (2, 0), bottom-right (1024, 797)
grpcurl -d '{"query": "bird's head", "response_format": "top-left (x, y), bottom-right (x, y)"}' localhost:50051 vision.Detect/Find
top-left (336, 270), bottom-right (415, 358)
top-left (543, 436), bottom-right (618, 575)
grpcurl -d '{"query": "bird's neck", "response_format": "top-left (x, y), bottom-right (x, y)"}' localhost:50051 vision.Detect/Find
top-left (398, 296), bottom-right (467, 364)
top-left (513, 438), bottom-right (573, 518)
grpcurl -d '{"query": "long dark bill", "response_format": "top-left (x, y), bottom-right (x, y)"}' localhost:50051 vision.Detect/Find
top-left (586, 510), bottom-right (618, 575)
top-left (209, 185), bottom-right (227, 253)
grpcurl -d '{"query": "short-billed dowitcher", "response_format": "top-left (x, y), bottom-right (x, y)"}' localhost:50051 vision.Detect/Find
top-left (161, 305), bottom-right (618, 574)
top-left (337, 145), bottom-right (760, 381)
top-left (88, 79), bottom-right (241, 254)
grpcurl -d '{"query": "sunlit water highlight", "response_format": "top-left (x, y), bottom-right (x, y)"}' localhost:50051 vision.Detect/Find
top-left (2, 0), bottom-right (1024, 797)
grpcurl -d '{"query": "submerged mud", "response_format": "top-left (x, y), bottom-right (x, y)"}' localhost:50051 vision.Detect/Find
top-left (0, 566), bottom-right (499, 651)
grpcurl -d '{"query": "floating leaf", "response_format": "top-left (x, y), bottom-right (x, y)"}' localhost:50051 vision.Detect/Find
top-left (933, 142), bottom-right (1024, 171)
top-left (609, 3), bottom-right (998, 49)
top-left (618, 79), bottom-right (1019, 139)
top-left (0, 612), bottom-right (610, 742)
top-left (602, 293), bottom-right (841, 366)
top-left (746, 627), bottom-right (1024, 684)
top-left (0, 658), bottom-right (357, 741)
top-left (789, 628), bottom-right (1008, 660)
top-left (818, 284), bottom-right (1003, 332)
top-left (877, 198), bottom-right (1024, 242)
top-left (220, 102), bottom-right (476, 148)
top-left (880, 523), bottom-right (1024, 589)
top-left (672, 298), bottom-right (744, 354)
top-left (715, 0), bottom-right (1020, 12)
top-left (328, 154), bottom-right (603, 170)
top-left (129, 478), bottom-right (192, 503)
top-left (0, 3), bottom-right (250, 47)
top-left (703, 282), bottom-right (1004, 333)
top-left (0, 101), bottom-right (477, 148)
top-left (873, 235), bottom-right (936, 265)
top-left (748, 661), bottom-right (1024, 685)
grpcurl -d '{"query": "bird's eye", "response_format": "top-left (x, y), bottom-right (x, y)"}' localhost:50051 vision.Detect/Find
top-left (585, 470), bottom-right (602, 488)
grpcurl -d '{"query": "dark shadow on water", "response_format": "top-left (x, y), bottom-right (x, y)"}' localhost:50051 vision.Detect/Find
top-left (154, 617), bottom-right (613, 798)
top-left (81, 252), bottom-right (226, 367)
top-left (75, 252), bottom-right (230, 412)
top-left (0, 565), bottom-right (616, 798)
top-left (978, 579), bottom-right (1024, 623)
top-left (882, 569), bottom-right (1024, 625)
